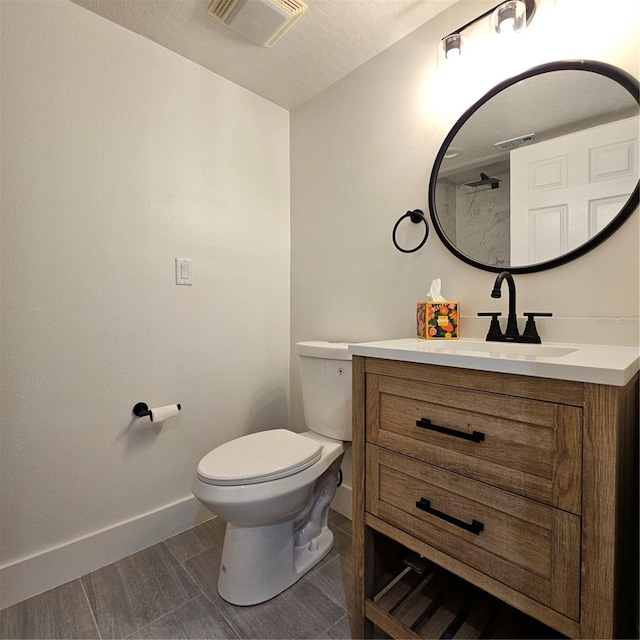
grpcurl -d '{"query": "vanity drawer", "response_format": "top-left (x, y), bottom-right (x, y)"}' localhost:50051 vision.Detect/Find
top-left (365, 444), bottom-right (581, 621)
top-left (366, 374), bottom-right (582, 514)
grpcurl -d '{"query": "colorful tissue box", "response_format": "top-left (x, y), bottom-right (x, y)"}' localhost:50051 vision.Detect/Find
top-left (417, 302), bottom-right (460, 339)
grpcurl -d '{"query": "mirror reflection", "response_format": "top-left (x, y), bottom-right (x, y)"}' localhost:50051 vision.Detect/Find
top-left (430, 63), bottom-right (639, 271)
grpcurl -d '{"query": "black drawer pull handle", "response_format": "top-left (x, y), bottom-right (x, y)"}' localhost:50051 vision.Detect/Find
top-left (415, 498), bottom-right (484, 535)
top-left (416, 418), bottom-right (485, 443)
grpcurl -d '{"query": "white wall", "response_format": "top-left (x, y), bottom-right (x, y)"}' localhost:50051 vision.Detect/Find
top-left (290, 0), bottom-right (640, 492)
top-left (0, 0), bottom-right (290, 607)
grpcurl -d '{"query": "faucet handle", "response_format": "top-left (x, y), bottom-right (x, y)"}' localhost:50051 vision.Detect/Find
top-left (522, 312), bottom-right (553, 343)
top-left (477, 312), bottom-right (503, 342)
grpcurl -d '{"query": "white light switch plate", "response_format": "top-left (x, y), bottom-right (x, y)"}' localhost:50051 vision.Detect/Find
top-left (175, 258), bottom-right (192, 285)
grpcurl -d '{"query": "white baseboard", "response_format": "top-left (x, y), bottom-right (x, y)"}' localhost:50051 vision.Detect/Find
top-left (330, 482), bottom-right (352, 520)
top-left (0, 496), bottom-right (212, 610)
top-left (1, 485), bottom-right (353, 611)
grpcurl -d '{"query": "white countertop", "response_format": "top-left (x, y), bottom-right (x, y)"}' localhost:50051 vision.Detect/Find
top-left (348, 338), bottom-right (640, 386)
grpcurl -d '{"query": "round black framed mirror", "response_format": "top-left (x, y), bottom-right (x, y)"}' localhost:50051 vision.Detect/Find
top-left (428, 60), bottom-right (639, 273)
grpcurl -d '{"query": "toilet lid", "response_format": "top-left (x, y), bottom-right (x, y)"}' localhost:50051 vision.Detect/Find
top-left (197, 429), bottom-right (323, 486)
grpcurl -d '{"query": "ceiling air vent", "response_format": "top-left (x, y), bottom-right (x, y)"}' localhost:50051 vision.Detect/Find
top-left (494, 133), bottom-right (537, 151)
top-left (208, 0), bottom-right (308, 47)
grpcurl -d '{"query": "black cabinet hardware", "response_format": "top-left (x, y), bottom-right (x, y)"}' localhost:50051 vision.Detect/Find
top-left (415, 498), bottom-right (484, 535)
top-left (416, 418), bottom-right (485, 443)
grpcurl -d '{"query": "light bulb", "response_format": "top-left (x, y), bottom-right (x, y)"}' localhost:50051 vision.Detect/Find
top-left (500, 16), bottom-right (516, 33)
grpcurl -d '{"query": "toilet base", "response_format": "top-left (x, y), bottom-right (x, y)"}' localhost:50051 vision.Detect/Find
top-left (217, 520), bottom-right (334, 606)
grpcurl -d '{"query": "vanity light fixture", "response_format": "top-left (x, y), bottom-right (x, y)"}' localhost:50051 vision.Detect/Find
top-left (492, 1), bottom-right (527, 35)
top-left (442, 34), bottom-right (462, 59)
top-left (441, 0), bottom-right (536, 59)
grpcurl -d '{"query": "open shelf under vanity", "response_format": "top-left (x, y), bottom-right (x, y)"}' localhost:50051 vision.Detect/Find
top-left (367, 539), bottom-right (565, 640)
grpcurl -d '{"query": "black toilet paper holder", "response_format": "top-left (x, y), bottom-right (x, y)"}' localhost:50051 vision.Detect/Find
top-left (132, 402), bottom-right (182, 418)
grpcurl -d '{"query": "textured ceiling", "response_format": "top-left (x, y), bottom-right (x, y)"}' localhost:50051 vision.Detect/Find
top-left (70, 0), bottom-right (456, 110)
top-left (443, 70), bottom-right (640, 177)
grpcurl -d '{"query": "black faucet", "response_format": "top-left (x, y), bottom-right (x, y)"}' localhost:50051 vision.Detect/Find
top-left (478, 270), bottom-right (553, 344)
top-left (491, 271), bottom-right (520, 340)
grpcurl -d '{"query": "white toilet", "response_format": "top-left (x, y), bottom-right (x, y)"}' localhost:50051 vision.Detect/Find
top-left (192, 341), bottom-right (352, 606)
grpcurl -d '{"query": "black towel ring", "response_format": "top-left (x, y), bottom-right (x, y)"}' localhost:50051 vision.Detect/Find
top-left (392, 209), bottom-right (429, 253)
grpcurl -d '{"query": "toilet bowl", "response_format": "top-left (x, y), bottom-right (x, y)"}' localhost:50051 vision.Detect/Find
top-left (192, 341), bottom-right (352, 606)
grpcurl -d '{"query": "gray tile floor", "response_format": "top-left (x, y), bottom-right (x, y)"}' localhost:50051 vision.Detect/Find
top-left (1, 511), bottom-right (354, 640)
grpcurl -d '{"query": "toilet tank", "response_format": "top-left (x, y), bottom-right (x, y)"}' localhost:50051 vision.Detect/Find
top-left (295, 341), bottom-right (352, 442)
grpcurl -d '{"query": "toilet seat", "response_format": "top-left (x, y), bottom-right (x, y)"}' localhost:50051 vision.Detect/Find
top-left (197, 429), bottom-right (323, 486)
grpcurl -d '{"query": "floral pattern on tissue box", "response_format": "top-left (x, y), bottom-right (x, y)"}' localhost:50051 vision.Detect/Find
top-left (417, 302), bottom-right (459, 339)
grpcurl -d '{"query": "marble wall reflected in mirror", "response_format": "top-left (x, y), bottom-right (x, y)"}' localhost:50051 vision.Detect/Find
top-left (428, 61), bottom-right (640, 274)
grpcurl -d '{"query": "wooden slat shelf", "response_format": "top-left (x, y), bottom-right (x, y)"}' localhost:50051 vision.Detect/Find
top-left (366, 562), bottom-right (566, 640)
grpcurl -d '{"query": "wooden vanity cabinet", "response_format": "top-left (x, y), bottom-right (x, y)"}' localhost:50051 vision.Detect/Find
top-left (352, 356), bottom-right (639, 639)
